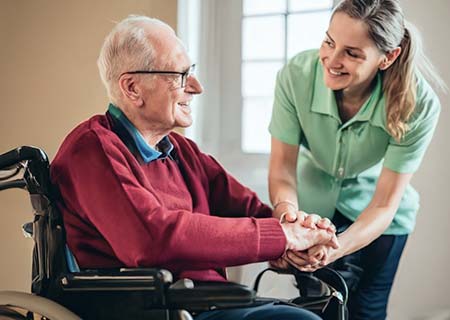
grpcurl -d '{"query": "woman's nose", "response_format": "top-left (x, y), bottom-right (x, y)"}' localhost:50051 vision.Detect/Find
top-left (327, 50), bottom-right (344, 68)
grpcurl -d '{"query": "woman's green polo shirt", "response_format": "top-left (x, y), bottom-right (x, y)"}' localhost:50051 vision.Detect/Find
top-left (269, 49), bottom-right (440, 235)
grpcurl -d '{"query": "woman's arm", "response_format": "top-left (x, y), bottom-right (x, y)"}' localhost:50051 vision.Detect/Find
top-left (285, 166), bottom-right (413, 270)
top-left (337, 167), bottom-right (412, 256)
top-left (269, 137), bottom-right (300, 220)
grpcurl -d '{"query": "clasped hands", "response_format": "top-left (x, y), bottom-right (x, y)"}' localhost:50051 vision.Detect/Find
top-left (272, 209), bottom-right (341, 272)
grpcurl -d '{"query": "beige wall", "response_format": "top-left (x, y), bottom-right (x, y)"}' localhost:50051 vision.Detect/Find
top-left (0, 0), bottom-right (177, 291)
top-left (1, 1), bottom-right (449, 318)
top-left (389, 1), bottom-right (450, 318)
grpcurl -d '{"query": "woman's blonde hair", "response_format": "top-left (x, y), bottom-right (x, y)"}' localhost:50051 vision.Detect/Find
top-left (333, 0), bottom-right (445, 141)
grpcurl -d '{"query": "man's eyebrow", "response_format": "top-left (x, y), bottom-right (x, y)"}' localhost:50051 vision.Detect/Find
top-left (325, 31), bottom-right (364, 52)
top-left (161, 60), bottom-right (191, 72)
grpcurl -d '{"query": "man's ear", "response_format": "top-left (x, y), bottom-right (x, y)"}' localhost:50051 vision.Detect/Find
top-left (379, 47), bottom-right (402, 70)
top-left (118, 74), bottom-right (143, 107)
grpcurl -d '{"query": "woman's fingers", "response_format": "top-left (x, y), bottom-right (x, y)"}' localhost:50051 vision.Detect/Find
top-left (269, 258), bottom-right (290, 270)
top-left (302, 213), bottom-right (321, 229)
top-left (285, 250), bottom-right (310, 267)
top-left (317, 217), bottom-right (332, 229)
top-left (283, 210), bottom-right (298, 223)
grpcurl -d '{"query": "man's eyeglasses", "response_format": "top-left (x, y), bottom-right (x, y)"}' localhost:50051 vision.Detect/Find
top-left (121, 64), bottom-right (196, 88)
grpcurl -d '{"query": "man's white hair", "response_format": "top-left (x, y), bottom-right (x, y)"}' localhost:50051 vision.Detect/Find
top-left (97, 15), bottom-right (174, 105)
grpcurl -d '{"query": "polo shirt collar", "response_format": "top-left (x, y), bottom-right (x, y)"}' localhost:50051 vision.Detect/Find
top-left (311, 63), bottom-right (341, 122)
top-left (108, 104), bottom-right (173, 163)
top-left (311, 63), bottom-right (383, 126)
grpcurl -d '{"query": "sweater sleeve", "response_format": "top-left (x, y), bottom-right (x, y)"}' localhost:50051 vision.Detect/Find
top-left (178, 136), bottom-right (273, 219)
top-left (52, 130), bottom-right (285, 273)
top-left (202, 154), bottom-right (273, 219)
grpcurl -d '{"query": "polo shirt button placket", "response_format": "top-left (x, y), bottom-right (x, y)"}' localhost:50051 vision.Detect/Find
top-left (337, 167), bottom-right (344, 178)
top-left (336, 130), bottom-right (345, 179)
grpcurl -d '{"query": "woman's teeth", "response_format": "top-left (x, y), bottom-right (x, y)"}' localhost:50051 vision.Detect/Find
top-left (329, 69), bottom-right (343, 76)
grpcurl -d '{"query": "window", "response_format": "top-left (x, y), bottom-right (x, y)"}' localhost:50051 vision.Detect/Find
top-left (179, 0), bottom-right (334, 201)
top-left (241, 0), bottom-right (333, 153)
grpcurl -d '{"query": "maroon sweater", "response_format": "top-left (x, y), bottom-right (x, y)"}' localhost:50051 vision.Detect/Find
top-left (50, 113), bottom-right (286, 282)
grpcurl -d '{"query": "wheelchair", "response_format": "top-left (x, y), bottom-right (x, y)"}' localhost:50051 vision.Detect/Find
top-left (0, 146), bottom-right (351, 320)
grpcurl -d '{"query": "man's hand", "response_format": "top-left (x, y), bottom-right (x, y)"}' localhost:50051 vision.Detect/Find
top-left (271, 211), bottom-right (339, 271)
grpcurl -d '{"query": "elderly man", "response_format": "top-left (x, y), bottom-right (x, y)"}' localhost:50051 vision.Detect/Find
top-left (51, 15), bottom-right (337, 319)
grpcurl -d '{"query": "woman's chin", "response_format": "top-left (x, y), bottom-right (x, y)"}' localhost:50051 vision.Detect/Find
top-left (324, 78), bottom-right (347, 91)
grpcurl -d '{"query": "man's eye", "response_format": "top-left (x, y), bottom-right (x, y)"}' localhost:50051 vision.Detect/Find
top-left (168, 75), bottom-right (181, 82)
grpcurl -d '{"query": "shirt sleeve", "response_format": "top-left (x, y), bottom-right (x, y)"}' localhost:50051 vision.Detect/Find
top-left (383, 79), bottom-right (441, 173)
top-left (268, 66), bottom-right (303, 145)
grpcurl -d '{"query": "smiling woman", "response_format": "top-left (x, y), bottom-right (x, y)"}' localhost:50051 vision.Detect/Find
top-left (318, 12), bottom-right (401, 122)
top-left (268, 0), bottom-right (445, 319)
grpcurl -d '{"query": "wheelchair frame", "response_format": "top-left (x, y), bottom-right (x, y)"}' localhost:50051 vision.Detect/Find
top-left (0, 146), bottom-right (349, 320)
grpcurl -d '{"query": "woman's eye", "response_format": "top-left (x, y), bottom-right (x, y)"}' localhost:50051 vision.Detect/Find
top-left (347, 50), bottom-right (358, 58)
top-left (324, 40), bottom-right (334, 48)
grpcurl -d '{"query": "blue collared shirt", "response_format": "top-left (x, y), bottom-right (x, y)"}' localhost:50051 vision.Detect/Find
top-left (108, 104), bottom-right (174, 163)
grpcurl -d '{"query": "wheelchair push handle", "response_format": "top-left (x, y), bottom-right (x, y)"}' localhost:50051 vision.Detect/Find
top-left (0, 146), bottom-right (50, 193)
top-left (0, 146), bottom-right (48, 170)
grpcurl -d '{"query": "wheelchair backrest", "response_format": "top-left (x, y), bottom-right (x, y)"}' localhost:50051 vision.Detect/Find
top-left (0, 146), bottom-right (69, 298)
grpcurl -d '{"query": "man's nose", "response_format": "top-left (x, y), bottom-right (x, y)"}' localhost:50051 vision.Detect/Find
top-left (185, 74), bottom-right (203, 94)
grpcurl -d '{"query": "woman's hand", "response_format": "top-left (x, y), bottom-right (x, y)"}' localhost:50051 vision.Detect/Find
top-left (273, 200), bottom-right (304, 223)
top-left (274, 202), bottom-right (336, 235)
top-left (285, 244), bottom-right (343, 272)
top-left (269, 251), bottom-right (310, 270)
top-left (301, 214), bottom-right (336, 234)
top-left (269, 255), bottom-right (290, 270)
top-left (272, 215), bottom-right (339, 271)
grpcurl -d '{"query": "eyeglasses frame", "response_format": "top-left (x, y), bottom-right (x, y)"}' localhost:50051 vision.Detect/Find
top-left (120, 64), bottom-right (196, 88)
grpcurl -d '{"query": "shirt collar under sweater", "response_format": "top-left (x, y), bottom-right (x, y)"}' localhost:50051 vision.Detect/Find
top-left (107, 104), bottom-right (174, 163)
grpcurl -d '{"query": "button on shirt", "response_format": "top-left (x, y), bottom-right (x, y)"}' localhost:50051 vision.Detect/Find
top-left (269, 49), bottom-right (440, 235)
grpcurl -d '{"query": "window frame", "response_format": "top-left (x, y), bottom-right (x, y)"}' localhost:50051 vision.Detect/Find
top-left (180, 0), bottom-right (335, 201)
top-left (241, 0), bottom-right (334, 154)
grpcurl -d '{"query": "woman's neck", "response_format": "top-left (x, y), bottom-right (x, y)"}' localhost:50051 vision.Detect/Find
top-left (341, 83), bottom-right (373, 106)
top-left (336, 77), bottom-right (377, 122)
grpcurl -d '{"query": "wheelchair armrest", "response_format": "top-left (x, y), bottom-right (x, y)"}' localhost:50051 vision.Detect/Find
top-left (60, 268), bottom-right (172, 292)
top-left (58, 268), bottom-right (174, 310)
top-left (167, 281), bottom-right (256, 311)
top-left (59, 268), bottom-right (256, 311)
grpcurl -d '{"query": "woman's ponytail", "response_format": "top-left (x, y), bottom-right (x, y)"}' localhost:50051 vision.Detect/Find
top-left (383, 25), bottom-right (416, 141)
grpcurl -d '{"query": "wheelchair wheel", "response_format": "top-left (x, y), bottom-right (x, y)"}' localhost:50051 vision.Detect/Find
top-left (0, 305), bottom-right (28, 320)
top-left (0, 291), bottom-right (80, 320)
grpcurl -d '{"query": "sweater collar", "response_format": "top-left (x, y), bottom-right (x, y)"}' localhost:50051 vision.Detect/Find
top-left (107, 104), bottom-right (173, 163)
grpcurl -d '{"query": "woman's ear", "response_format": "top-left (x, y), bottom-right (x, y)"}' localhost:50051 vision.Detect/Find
top-left (118, 74), bottom-right (144, 107)
top-left (379, 47), bottom-right (402, 70)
